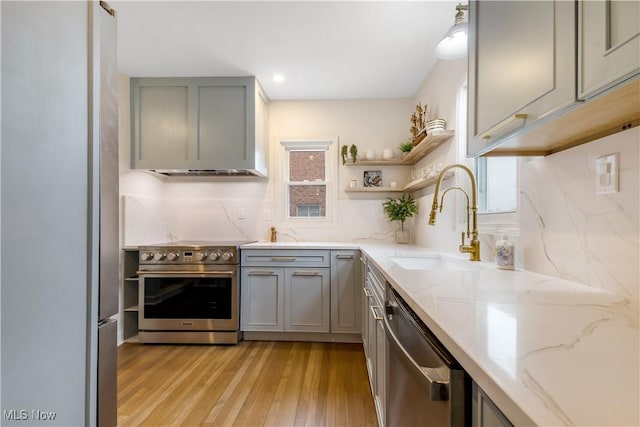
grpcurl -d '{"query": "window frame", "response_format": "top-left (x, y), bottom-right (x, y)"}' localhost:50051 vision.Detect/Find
top-left (278, 139), bottom-right (337, 225)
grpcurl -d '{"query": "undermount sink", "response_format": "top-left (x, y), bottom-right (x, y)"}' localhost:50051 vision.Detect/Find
top-left (390, 255), bottom-right (471, 272)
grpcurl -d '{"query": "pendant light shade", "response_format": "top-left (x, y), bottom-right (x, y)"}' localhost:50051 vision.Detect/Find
top-left (435, 3), bottom-right (468, 60)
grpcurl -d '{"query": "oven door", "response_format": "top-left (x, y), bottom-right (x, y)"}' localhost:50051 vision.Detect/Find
top-left (138, 269), bottom-right (239, 332)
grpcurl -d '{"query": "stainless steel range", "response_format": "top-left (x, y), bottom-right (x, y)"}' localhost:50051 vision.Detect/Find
top-left (137, 241), bottom-right (250, 344)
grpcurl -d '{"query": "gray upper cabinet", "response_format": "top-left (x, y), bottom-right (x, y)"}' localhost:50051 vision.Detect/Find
top-left (130, 76), bottom-right (269, 175)
top-left (578, 0), bottom-right (640, 99)
top-left (468, 0), bottom-right (576, 157)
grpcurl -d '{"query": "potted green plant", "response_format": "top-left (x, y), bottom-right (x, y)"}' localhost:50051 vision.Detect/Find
top-left (341, 145), bottom-right (348, 165)
top-left (382, 193), bottom-right (418, 244)
top-left (349, 144), bottom-right (358, 164)
top-left (399, 141), bottom-right (414, 158)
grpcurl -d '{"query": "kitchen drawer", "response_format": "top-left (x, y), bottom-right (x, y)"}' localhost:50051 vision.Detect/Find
top-left (241, 249), bottom-right (330, 267)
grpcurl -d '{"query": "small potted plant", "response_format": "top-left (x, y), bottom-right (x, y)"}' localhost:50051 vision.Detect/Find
top-left (349, 144), bottom-right (358, 164)
top-left (399, 141), bottom-right (414, 159)
top-left (341, 145), bottom-right (348, 165)
top-left (382, 193), bottom-right (418, 244)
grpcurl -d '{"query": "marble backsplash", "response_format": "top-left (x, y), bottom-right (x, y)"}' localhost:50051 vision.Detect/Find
top-left (518, 127), bottom-right (639, 312)
top-left (122, 196), bottom-right (398, 246)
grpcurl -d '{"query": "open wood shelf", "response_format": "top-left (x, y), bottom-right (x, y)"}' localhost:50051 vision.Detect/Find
top-left (345, 171), bottom-right (453, 194)
top-left (344, 130), bottom-right (455, 167)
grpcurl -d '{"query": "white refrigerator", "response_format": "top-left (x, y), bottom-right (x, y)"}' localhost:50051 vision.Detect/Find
top-left (1, 1), bottom-right (119, 426)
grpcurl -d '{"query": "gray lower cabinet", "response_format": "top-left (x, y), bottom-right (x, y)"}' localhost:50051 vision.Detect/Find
top-left (578, 0), bottom-right (640, 99)
top-left (330, 250), bottom-right (362, 333)
top-left (240, 267), bottom-right (285, 331)
top-left (285, 268), bottom-right (330, 332)
top-left (472, 383), bottom-right (513, 427)
top-left (241, 250), bottom-right (331, 333)
top-left (468, 0), bottom-right (576, 156)
top-left (130, 76), bottom-right (269, 174)
top-left (362, 257), bottom-right (386, 427)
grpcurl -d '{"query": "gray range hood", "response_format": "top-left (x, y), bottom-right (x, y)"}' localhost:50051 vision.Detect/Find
top-left (151, 169), bottom-right (265, 177)
top-left (130, 76), bottom-right (269, 178)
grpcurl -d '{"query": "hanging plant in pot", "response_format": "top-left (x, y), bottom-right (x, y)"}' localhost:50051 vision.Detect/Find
top-left (382, 193), bottom-right (418, 244)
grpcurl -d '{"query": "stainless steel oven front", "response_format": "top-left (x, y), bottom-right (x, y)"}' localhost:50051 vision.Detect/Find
top-left (137, 242), bottom-right (245, 344)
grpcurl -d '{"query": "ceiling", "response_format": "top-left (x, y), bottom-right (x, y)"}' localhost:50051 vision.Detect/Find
top-left (113, 1), bottom-right (459, 100)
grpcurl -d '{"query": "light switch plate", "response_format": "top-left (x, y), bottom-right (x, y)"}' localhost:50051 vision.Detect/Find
top-left (595, 153), bottom-right (619, 195)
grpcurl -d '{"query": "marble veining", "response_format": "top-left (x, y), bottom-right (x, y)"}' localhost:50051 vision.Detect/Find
top-left (361, 243), bottom-right (639, 426)
top-left (518, 128), bottom-right (639, 313)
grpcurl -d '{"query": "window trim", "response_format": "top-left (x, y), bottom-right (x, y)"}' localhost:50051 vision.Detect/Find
top-left (278, 138), bottom-right (337, 225)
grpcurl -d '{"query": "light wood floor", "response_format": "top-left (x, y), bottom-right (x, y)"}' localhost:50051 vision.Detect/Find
top-left (117, 341), bottom-right (378, 427)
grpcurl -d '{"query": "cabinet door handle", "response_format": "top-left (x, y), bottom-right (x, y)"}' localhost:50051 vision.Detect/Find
top-left (248, 270), bottom-right (276, 276)
top-left (271, 256), bottom-right (297, 262)
top-left (336, 254), bottom-right (354, 259)
top-left (292, 271), bottom-right (320, 276)
top-left (480, 113), bottom-right (528, 140)
top-left (370, 305), bottom-right (383, 321)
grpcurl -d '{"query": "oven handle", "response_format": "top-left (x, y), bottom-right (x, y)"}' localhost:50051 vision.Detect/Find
top-left (138, 270), bottom-right (236, 276)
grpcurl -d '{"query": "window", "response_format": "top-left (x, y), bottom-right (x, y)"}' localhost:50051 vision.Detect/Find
top-left (476, 157), bottom-right (517, 213)
top-left (296, 205), bottom-right (321, 217)
top-left (456, 82), bottom-right (517, 215)
top-left (280, 140), bottom-right (334, 221)
top-left (454, 82), bottom-right (518, 235)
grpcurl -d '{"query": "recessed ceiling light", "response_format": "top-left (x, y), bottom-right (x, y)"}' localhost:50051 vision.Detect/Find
top-left (273, 74), bottom-right (285, 83)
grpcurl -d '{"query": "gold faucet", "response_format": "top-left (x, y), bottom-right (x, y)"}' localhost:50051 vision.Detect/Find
top-left (428, 163), bottom-right (480, 261)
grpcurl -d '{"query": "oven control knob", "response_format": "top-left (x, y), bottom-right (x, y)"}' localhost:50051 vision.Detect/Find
top-left (153, 252), bottom-right (166, 261)
top-left (140, 252), bottom-right (152, 261)
top-left (221, 251), bottom-right (234, 261)
top-left (208, 252), bottom-right (220, 261)
top-left (167, 252), bottom-right (179, 261)
top-left (196, 252), bottom-right (207, 261)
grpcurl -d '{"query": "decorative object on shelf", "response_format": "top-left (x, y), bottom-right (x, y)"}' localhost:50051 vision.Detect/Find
top-left (382, 148), bottom-right (394, 160)
top-left (495, 235), bottom-right (514, 270)
top-left (410, 102), bottom-right (428, 141)
top-left (349, 144), bottom-right (358, 164)
top-left (270, 226), bottom-right (277, 242)
top-left (425, 119), bottom-right (446, 134)
top-left (349, 179), bottom-right (357, 188)
top-left (383, 193), bottom-right (418, 244)
top-left (399, 140), bottom-right (414, 158)
top-left (364, 149), bottom-right (377, 160)
top-left (340, 144), bottom-right (348, 165)
top-left (364, 170), bottom-right (382, 187)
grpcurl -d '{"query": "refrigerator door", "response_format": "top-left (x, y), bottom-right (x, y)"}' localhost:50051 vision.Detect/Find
top-left (99, 0), bottom-right (119, 321)
top-left (98, 318), bottom-right (118, 427)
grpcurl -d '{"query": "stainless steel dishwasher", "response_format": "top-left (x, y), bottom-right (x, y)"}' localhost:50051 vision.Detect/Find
top-left (384, 285), bottom-right (469, 427)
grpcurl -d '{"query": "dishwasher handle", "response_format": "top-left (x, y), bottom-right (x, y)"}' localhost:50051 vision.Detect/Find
top-left (383, 307), bottom-right (449, 402)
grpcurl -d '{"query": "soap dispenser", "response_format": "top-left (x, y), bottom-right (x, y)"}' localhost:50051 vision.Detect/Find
top-left (495, 235), bottom-right (514, 270)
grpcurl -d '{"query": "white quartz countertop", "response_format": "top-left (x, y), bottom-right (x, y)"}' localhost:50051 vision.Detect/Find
top-left (241, 241), bottom-right (360, 250)
top-left (358, 243), bottom-right (639, 427)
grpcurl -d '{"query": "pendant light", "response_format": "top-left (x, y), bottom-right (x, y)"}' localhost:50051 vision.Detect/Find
top-left (435, 3), bottom-right (468, 60)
